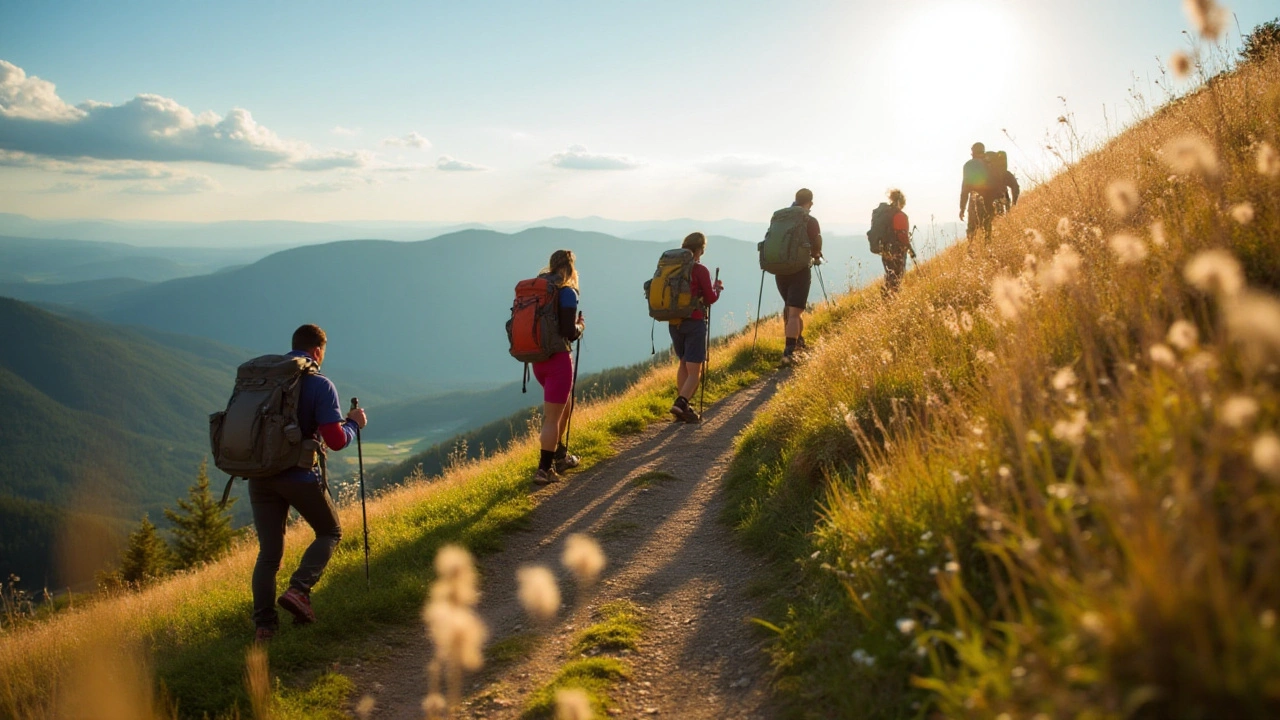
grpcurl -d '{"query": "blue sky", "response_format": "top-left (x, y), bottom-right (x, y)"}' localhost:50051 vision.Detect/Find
top-left (0, 0), bottom-right (1273, 228)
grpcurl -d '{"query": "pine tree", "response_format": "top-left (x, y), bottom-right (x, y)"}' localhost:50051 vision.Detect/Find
top-left (164, 459), bottom-right (236, 569)
top-left (118, 514), bottom-right (172, 586)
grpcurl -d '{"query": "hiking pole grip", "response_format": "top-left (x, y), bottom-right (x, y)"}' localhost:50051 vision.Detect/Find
top-left (350, 397), bottom-right (370, 590)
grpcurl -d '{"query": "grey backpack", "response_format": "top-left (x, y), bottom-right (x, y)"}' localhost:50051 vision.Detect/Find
top-left (758, 206), bottom-right (813, 275)
top-left (210, 354), bottom-right (321, 504)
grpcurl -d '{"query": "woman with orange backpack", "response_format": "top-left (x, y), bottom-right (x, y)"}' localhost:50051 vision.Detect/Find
top-left (529, 249), bottom-right (585, 485)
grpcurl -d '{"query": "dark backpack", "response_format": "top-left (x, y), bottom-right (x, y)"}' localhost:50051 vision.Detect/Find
top-left (643, 248), bottom-right (701, 321)
top-left (758, 206), bottom-right (813, 275)
top-left (984, 150), bottom-right (1009, 197)
top-left (210, 354), bottom-right (322, 504)
top-left (867, 203), bottom-right (896, 255)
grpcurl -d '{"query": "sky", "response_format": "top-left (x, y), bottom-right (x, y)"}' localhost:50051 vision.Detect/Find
top-left (0, 0), bottom-right (1273, 229)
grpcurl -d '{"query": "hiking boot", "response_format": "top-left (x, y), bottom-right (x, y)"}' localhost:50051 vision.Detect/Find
top-left (277, 587), bottom-right (316, 625)
top-left (779, 353), bottom-right (795, 368)
top-left (670, 399), bottom-right (691, 422)
top-left (533, 467), bottom-right (563, 485)
top-left (254, 626), bottom-right (275, 644)
top-left (679, 407), bottom-right (702, 423)
top-left (553, 454), bottom-right (580, 473)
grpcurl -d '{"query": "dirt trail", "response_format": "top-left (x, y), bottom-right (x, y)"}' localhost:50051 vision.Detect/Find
top-left (348, 375), bottom-right (784, 719)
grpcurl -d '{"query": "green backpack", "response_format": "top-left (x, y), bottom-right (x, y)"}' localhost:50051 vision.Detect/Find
top-left (643, 248), bottom-right (701, 321)
top-left (758, 206), bottom-right (813, 275)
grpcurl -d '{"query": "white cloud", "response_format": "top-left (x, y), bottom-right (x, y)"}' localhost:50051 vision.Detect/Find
top-left (34, 181), bottom-right (91, 194)
top-left (698, 155), bottom-right (788, 180)
top-left (331, 125), bottom-right (361, 136)
top-left (550, 144), bottom-right (640, 171)
top-left (436, 155), bottom-right (488, 172)
top-left (0, 59), bottom-right (363, 171)
top-left (296, 173), bottom-right (377, 193)
top-left (121, 175), bottom-right (218, 195)
top-left (383, 131), bottom-right (431, 150)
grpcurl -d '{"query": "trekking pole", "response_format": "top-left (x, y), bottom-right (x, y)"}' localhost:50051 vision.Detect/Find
top-left (815, 263), bottom-right (830, 306)
top-left (909, 226), bottom-right (921, 273)
top-left (700, 268), bottom-right (718, 418)
top-left (563, 312), bottom-right (584, 451)
top-left (751, 269), bottom-right (764, 352)
top-left (350, 397), bottom-right (370, 590)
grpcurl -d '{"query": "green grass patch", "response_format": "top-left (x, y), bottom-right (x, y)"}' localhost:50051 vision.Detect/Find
top-left (521, 657), bottom-right (631, 719)
top-left (630, 470), bottom-right (679, 488)
top-left (275, 672), bottom-right (355, 720)
top-left (571, 600), bottom-right (644, 655)
top-left (487, 632), bottom-right (539, 665)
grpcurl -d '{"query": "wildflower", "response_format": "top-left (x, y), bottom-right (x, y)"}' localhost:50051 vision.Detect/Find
top-left (1109, 233), bottom-right (1147, 265)
top-left (960, 311), bottom-right (974, 333)
top-left (945, 561), bottom-right (960, 573)
top-left (1183, 0), bottom-right (1227, 41)
top-left (1259, 142), bottom-right (1280, 177)
top-left (1220, 395), bottom-right (1260, 429)
top-left (423, 694), bottom-right (448, 717)
top-left (1080, 611), bottom-right (1106, 636)
top-left (1169, 50), bottom-right (1193, 78)
top-left (992, 274), bottom-right (1028, 320)
top-left (1167, 320), bottom-right (1199, 350)
top-left (423, 600), bottom-right (488, 671)
top-left (1056, 217), bottom-right (1073, 238)
top-left (976, 349), bottom-right (997, 365)
top-left (1150, 220), bottom-right (1167, 247)
top-left (1052, 366), bottom-right (1078, 392)
top-left (851, 648), bottom-right (876, 667)
top-left (881, 349), bottom-right (894, 364)
top-left (1230, 203), bottom-right (1255, 225)
top-left (1106, 179), bottom-right (1139, 217)
top-left (517, 566), bottom-right (561, 622)
top-left (1024, 228), bottom-right (1045, 246)
top-left (1149, 343), bottom-right (1178, 369)
top-left (432, 545), bottom-right (479, 607)
top-left (1039, 244), bottom-right (1082, 290)
top-left (1047, 483), bottom-right (1072, 499)
top-left (1225, 291), bottom-right (1280, 368)
top-left (1163, 135), bottom-right (1219, 176)
top-left (1052, 410), bottom-right (1089, 447)
top-left (562, 533), bottom-right (606, 585)
top-left (355, 696), bottom-right (377, 720)
top-left (1184, 249), bottom-right (1244, 297)
top-left (1253, 433), bottom-right (1280, 480)
top-left (896, 618), bottom-right (918, 634)
top-left (555, 688), bottom-right (593, 720)
top-left (920, 531), bottom-right (933, 542)
top-left (1027, 430), bottom-right (1043, 444)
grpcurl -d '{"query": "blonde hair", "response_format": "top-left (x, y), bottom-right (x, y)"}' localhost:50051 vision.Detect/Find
top-left (888, 188), bottom-right (906, 207)
top-left (543, 249), bottom-right (579, 290)
top-left (681, 232), bottom-right (706, 253)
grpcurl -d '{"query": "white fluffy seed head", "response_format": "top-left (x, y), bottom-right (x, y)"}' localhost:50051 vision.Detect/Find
top-left (423, 600), bottom-right (488, 671)
top-left (1039, 244), bottom-right (1082, 291)
top-left (431, 545), bottom-right (479, 607)
top-left (1051, 410), bottom-right (1089, 448)
top-left (1183, 0), bottom-right (1228, 41)
top-left (1150, 221), bottom-right (1167, 247)
top-left (992, 274), bottom-right (1028, 320)
top-left (1220, 395), bottom-right (1260, 430)
top-left (1163, 135), bottom-right (1219, 176)
top-left (1253, 433), bottom-right (1280, 480)
top-left (1052, 367), bottom-right (1078, 392)
top-left (1056, 217), bottom-right (1073, 238)
top-left (1170, 50), bottom-right (1193, 78)
top-left (1258, 142), bottom-right (1280, 177)
top-left (1149, 343), bottom-right (1178, 369)
top-left (1225, 291), bottom-right (1280, 369)
top-left (517, 566), bottom-right (561, 622)
top-left (422, 693), bottom-right (448, 718)
top-left (555, 688), bottom-right (594, 720)
top-left (355, 696), bottom-right (376, 720)
top-left (1109, 233), bottom-right (1148, 265)
top-left (1184, 249), bottom-right (1244, 298)
top-left (1106, 179), bottom-right (1140, 217)
top-left (1231, 203), bottom-right (1255, 225)
top-left (562, 534), bottom-right (607, 585)
top-left (1024, 228), bottom-right (1045, 246)
top-left (1167, 320), bottom-right (1199, 351)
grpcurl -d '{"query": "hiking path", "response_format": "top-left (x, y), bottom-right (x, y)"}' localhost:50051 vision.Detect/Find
top-left (346, 375), bottom-right (785, 719)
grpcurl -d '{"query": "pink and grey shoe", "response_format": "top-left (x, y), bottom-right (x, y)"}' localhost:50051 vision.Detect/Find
top-left (277, 587), bottom-right (316, 625)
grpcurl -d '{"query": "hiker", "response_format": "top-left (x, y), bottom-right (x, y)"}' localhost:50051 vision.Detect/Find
top-left (878, 189), bottom-right (915, 296)
top-left (995, 167), bottom-right (1021, 215)
top-left (774, 188), bottom-right (823, 366)
top-left (249, 324), bottom-right (366, 643)
top-left (959, 142), bottom-right (994, 242)
top-left (530, 249), bottom-right (586, 485)
top-left (668, 232), bottom-right (723, 423)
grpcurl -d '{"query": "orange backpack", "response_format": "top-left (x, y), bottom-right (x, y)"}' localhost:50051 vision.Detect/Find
top-left (506, 274), bottom-right (568, 368)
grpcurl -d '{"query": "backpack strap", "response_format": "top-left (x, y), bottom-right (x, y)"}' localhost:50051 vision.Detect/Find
top-left (219, 475), bottom-right (238, 508)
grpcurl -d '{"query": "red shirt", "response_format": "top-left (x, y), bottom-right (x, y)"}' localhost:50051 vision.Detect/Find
top-left (689, 262), bottom-right (720, 320)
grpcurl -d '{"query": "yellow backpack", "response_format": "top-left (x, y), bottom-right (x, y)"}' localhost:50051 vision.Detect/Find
top-left (644, 248), bottom-right (702, 321)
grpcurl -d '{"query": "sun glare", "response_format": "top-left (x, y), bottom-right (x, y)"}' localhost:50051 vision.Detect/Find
top-left (893, 2), bottom-right (1020, 113)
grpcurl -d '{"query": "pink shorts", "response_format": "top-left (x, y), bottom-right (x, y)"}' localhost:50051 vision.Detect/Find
top-left (532, 351), bottom-right (574, 404)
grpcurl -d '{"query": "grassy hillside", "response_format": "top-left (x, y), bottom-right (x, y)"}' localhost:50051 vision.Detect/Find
top-left (723, 50), bottom-right (1280, 718)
